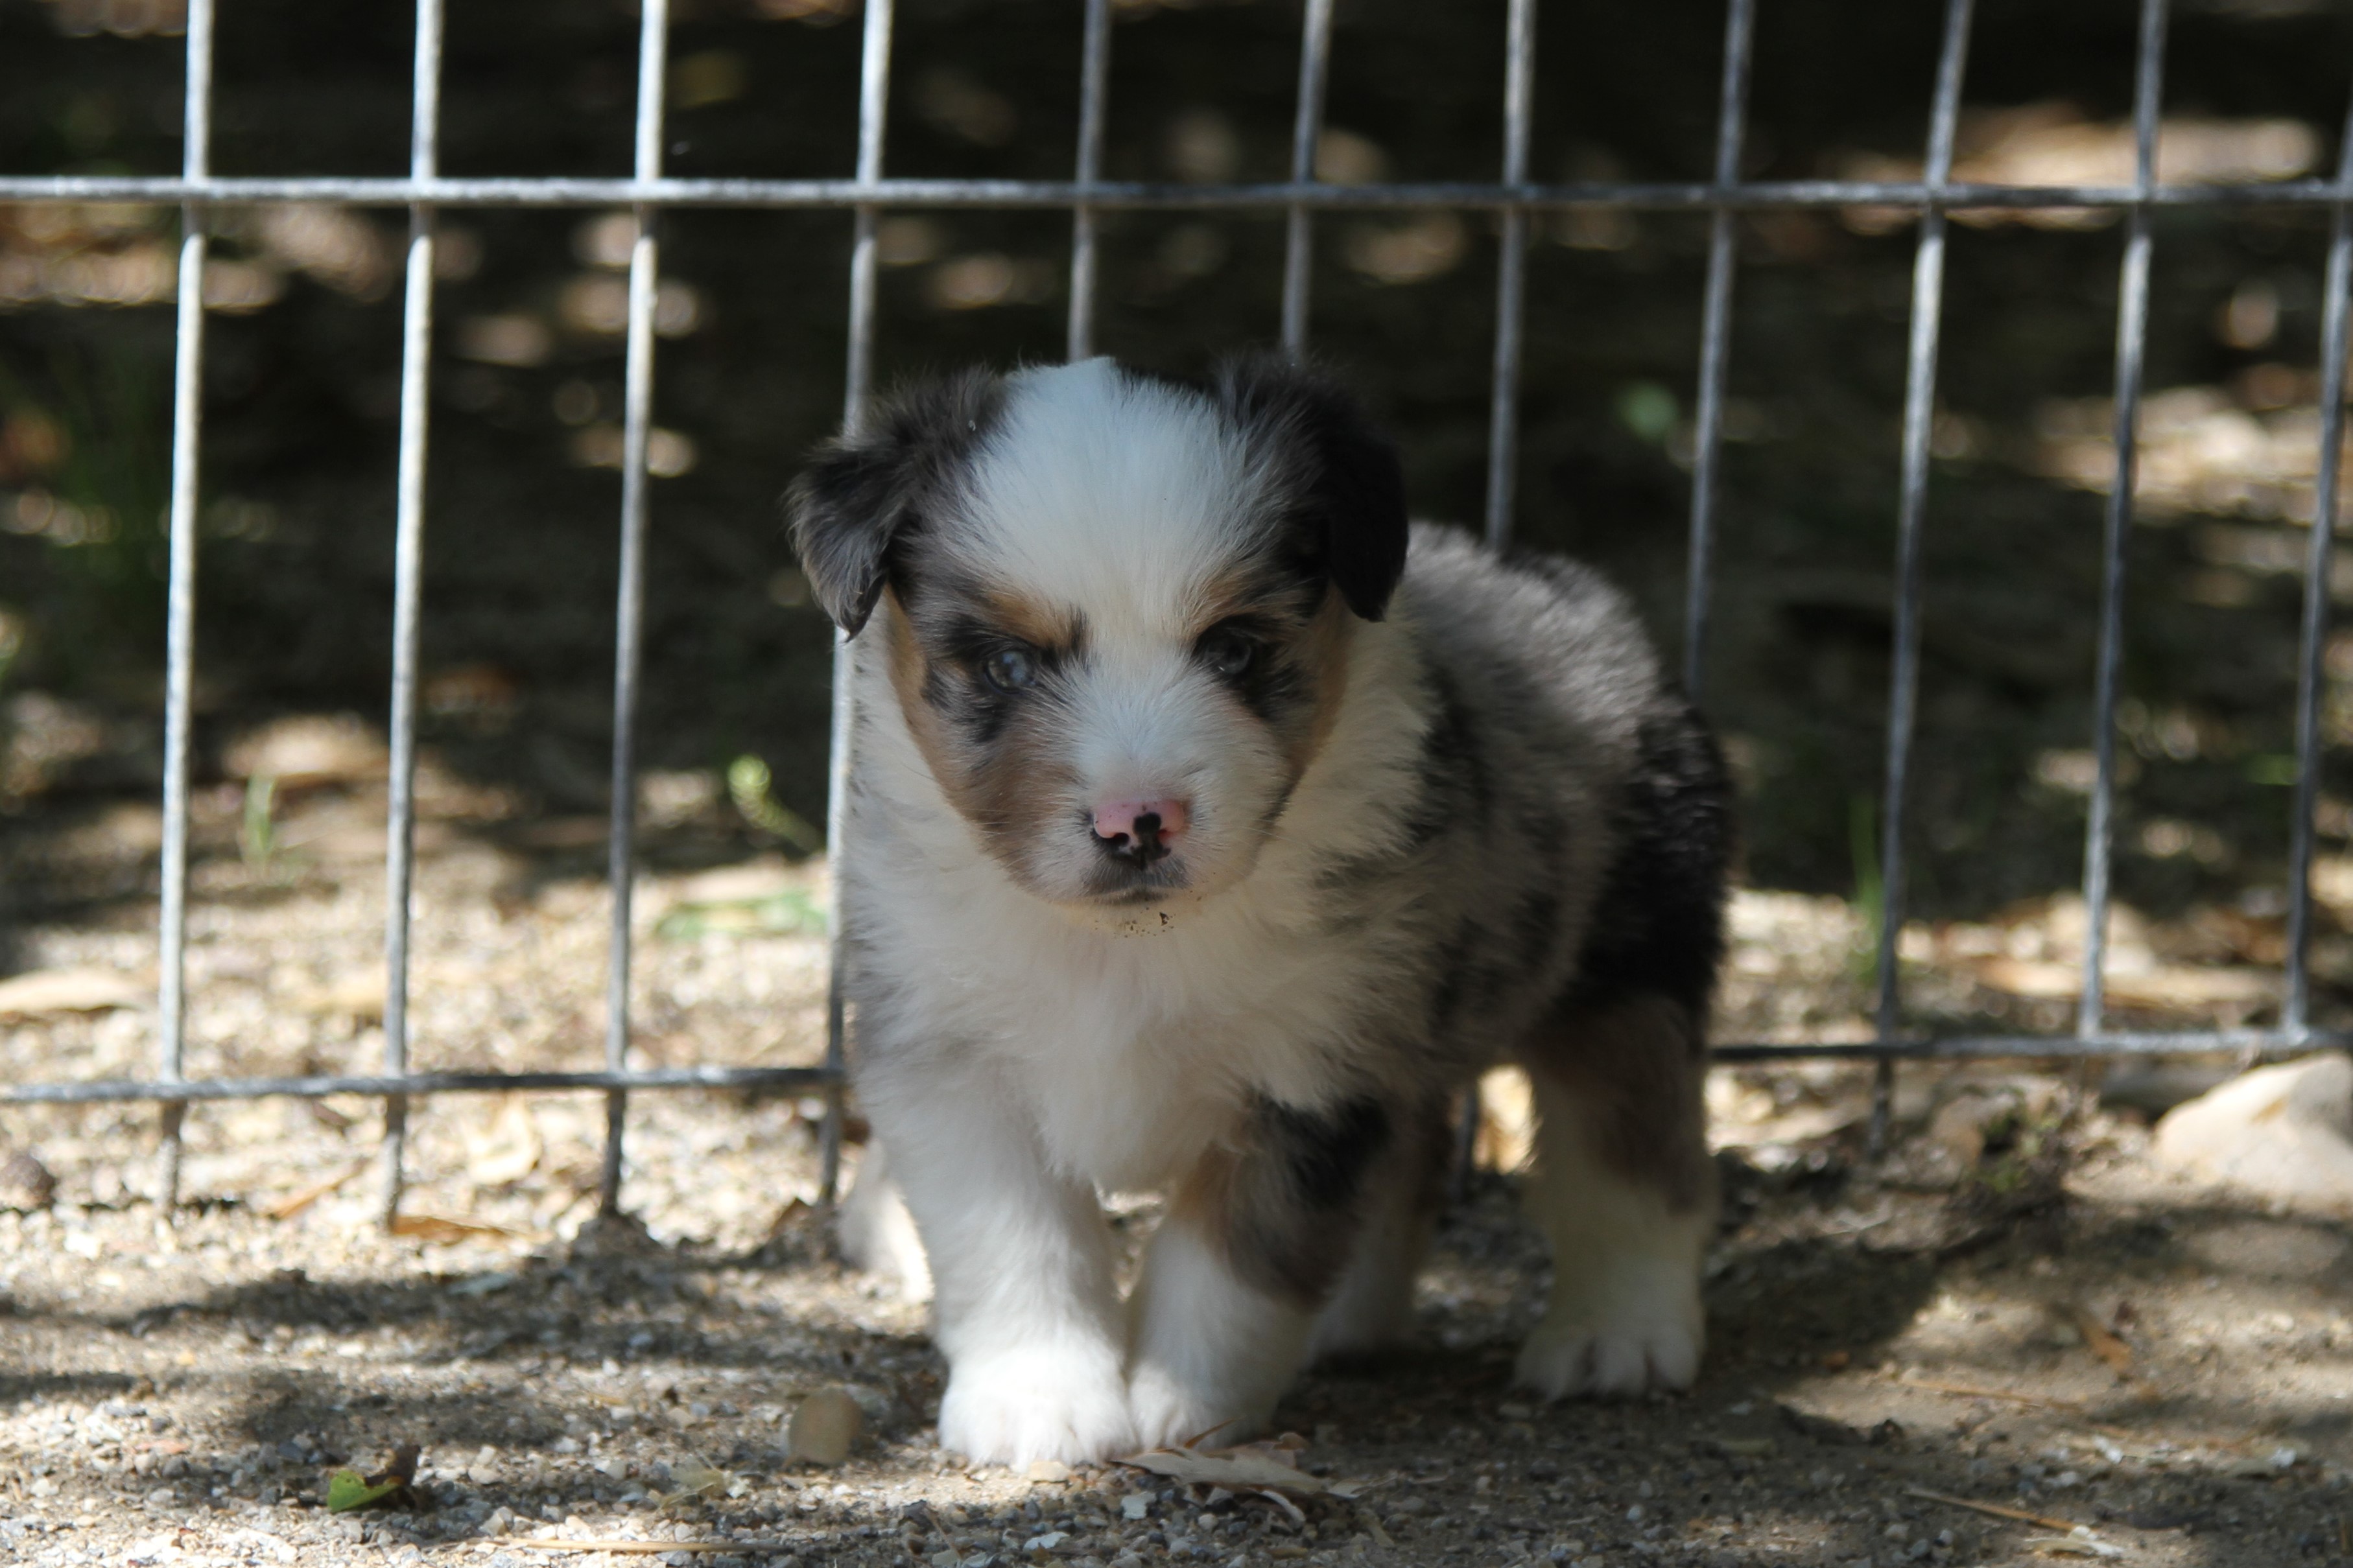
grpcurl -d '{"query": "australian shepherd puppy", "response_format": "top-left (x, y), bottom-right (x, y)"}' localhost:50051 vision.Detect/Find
top-left (787, 355), bottom-right (1731, 1466)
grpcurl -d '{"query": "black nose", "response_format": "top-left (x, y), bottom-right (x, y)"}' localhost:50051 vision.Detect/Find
top-left (1094, 810), bottom-right (1171, 867)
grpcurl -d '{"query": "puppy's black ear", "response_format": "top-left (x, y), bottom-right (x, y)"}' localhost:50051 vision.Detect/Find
top-left (1214, 354), bottom-right (1409, 622)
top-left (786, 370), bottom-right (1001, 635)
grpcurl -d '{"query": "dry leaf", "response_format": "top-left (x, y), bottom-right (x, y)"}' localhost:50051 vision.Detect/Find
top-left (223, 714), bottom-right (388, 786)
top-left (290, 972), bottom-right (388, 1021)
top-left (466, 1098), bottom-right (543, 1187)
top-left (2068, 1303), bottom-right (2135, 1377)
top-left (0, 967), bottom-right (143, 1018)
top-left (387, 1213), bottom-right (521, 1243)
top-left (1971, 956), bottom-right (2273, 1011)
top-left (1119, 1439), bottom-right (1341, 1499)
top-left (662, 1455), bottom-right (731, 1504)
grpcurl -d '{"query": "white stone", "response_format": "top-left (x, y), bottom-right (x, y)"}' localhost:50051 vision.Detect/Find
top-left (2152, 1052), bottom-right (2353, 1213)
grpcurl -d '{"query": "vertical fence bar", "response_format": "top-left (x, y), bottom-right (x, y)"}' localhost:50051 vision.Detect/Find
top-left (598, 0), bottom-right (673, 1219)
top-left (379, 0), bottom-right (446, 1228)
top-left (2077, 0), bottom-right (2170, 1044)
top-left (1868, 0), bottom-right (1976, 1153)
top-left (2284, 89), bottom-right (2353, 1036)
top-left (1279, 0), bottom-right (1335, 355)
top-left (1480, 0), bottom-right (1536, 550)
top-left (1455, 0), bottom-right (1537, 1193)
top-left (821, 0), bottom-right (899, 1207)
top-left (1066, 0), bottom-right (1113, 362)
top-left (154, 0), bottom-right (217, 1211)
top-left (1681, 0), bottom-right (1758, 702)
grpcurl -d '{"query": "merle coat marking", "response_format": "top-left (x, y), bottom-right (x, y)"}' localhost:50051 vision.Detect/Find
top-left (790, 355), bottom-right (1731, 1464)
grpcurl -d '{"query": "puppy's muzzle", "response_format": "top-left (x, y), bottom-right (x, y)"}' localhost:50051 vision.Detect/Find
top-left (1091, 797), bottom-right (1189, 867)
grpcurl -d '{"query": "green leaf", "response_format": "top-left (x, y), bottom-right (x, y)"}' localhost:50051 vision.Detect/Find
top-left (654, 885), bottom-right (827, 942)
top-left (326, 1468), bottom-right (405, 1512)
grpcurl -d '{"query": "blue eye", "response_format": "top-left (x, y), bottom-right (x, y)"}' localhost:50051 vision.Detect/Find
top-left (1199, 627), bottom-right (1256, 679)
top-left (982, 646), bottom-right (1040, 693)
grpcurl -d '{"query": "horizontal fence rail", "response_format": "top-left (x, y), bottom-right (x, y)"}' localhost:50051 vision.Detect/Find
top-left (0, 1067), bottom-right (837, 1108)
top-left (3, 0), bottom-right (2352, 1213)
top-left (4, 174), bottom-right (2351, 211)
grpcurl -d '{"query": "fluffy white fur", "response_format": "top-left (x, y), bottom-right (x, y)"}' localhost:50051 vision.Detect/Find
top-left (845, 372), bottom-right (1437, 1458)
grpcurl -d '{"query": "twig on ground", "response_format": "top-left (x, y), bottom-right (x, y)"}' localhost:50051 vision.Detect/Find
top-left (1906, 1487), bottom-right (2088, 1533)
top-left (474, 1541), bottom-right (789, 1556)
top-left (262, 1160), bottom-right (369, 1221)
top-left (1891, 1376), bottom-right (2084, 1412)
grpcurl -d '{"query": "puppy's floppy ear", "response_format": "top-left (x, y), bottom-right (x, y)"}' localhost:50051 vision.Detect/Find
top-left (1214, 353), bottom-right (1410, 622)
top-left (786, 369), bottom-right (1002, 635)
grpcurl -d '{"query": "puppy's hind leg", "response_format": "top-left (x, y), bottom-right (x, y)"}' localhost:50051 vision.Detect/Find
top-left (1307, 1095), bottom-right (1447, 1364)
top-left (834, 1140), bottom-right (934, 1302)
top-left (1513, 994), bottom-right (1714, 1399)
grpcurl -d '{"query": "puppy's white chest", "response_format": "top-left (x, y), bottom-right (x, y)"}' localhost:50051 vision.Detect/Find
top-left (933, 896), bottom-right (1369, 1191)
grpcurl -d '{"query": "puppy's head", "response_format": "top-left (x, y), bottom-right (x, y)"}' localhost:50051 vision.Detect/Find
top-left (788, 355), bottom-right (1407, 917)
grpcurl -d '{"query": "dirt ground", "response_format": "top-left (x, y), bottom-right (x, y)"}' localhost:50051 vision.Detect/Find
top-left (6, 764), bottom-right (2353, 1568)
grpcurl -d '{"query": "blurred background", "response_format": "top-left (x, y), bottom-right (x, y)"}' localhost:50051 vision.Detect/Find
top-left (1, 0), bottom-right (2351, 1053)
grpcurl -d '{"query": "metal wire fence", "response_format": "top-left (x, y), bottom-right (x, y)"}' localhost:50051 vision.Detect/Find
top-left (2, 0), bottom-right (2350, 1217)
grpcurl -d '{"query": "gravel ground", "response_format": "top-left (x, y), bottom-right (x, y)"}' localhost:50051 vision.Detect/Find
top-left (5, 767), bottom-right (2353, 1568)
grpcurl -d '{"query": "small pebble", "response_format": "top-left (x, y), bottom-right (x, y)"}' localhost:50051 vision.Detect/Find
top-left (787, 1387), bottom-right (862, 1464)
top-left (0, 1152), bottom-right (57, 1211)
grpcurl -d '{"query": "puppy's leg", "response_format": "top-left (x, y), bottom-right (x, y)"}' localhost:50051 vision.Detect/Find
top-left (868, 1070), bottom-right (1133, 1464)
top-left (1514, 994), bottom-right (1714, 1399)
top-left (1307, 1096), bottom-right (1447, 1363)
top-left (1129, 1095), bottom-right (1390, 1446)
top-left (834, 1140), bottom-right (933, 1302)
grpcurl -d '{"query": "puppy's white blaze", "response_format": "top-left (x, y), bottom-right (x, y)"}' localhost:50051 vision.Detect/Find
top-left (1059, 658), bottom-right (1286, 895)
top-left (960, 360), bottom-right (1264, 645)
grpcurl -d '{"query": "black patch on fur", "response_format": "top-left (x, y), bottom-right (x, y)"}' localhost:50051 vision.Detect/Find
top-left (1211, 355), bottom-right (1409, 622)
top-left (1513, 884), bottom-right (1563, 970)
top-left (1225, 1094), bottom-right (1394, 1304)
top-left (785, 370), bottom-right (1004, 635)
top-left (1563, 703), bottom-right (1734, 1031)
top-left (1418, 666), bottom-right (1491, 823)
top-left (1425, 922), bottom-right (1476, 1036)
top-left (917, 609), bottom-right (1083, 746)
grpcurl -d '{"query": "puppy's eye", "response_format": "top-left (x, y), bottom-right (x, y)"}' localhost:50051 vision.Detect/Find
top-left (1198, 626), bottom-right (1257, 680)
top-left (980, 645), bottom-right (1041, 693)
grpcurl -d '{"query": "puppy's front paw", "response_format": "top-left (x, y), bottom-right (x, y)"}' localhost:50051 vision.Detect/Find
top-left (1126, 1363), bottom-right (1270, 1452)
top-left (938, 1346), bottom-right (1135, 1465)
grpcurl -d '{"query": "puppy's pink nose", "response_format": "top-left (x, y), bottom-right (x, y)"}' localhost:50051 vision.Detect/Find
top-left (1091, 798), bottom-right (1189, 865)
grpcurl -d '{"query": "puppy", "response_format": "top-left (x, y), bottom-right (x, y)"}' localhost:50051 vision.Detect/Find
top-left (788, 355), bottom-right (1730, 1465)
